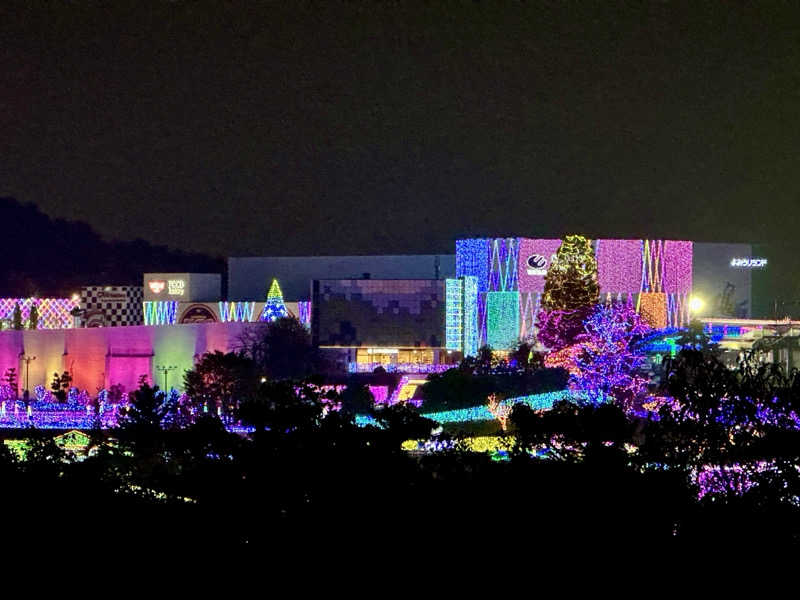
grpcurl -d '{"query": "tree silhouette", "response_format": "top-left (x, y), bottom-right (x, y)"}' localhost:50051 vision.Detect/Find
top-left (12, 303), bottom-right (23, 330)
top-left (238, 380), bottom-right (323, 436)
top-left (240, 317), bottom-right (322, 380)
top-left (27, 304), bottom-right (38, 330)
top-left (3, 368), bottom-right (18, 398)
top-left (184, 351), bottom-right (259, 415)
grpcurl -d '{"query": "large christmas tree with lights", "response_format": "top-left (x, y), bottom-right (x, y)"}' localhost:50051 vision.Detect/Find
top-left (537, 235), bottom-right (600, 349)
top-left (260, 279), bottom-right (289, 322)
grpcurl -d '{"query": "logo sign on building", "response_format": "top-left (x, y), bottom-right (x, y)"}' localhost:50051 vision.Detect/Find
top-left (85, 310), bottom-right (105, 328)
top-left (517, 239), bottom-right (563, 292)
top-left (526, 254), bottom-right (548, 275)
top-left (98, 290), bottom-right (128, 302)
top-left (179, 304), bottom-right (217, 324)
top-left (167, 279), bottom-right (186, 296)
top-left (148, 280), bottom-right (166, 294)
top-left (730, 258), bottom-right (768, 268)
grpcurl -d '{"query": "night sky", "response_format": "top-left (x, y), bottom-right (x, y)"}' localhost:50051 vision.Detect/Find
top-left (2, 2), bottom-right (799, 257)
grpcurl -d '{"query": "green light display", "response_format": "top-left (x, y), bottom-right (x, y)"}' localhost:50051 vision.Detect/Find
top-left (486, 292), bottom-right (519, 350)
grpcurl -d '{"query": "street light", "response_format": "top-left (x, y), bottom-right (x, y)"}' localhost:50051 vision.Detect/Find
top-left (155, 364), bottom-right (177, 392)
top-left (689, 296), bottom-right (704, 315)
top-left (21, 355), bottom-right (36, 395)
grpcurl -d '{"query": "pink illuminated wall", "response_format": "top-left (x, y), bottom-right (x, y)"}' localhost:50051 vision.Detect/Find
top-left (0, 322), bottom-right (264, 394)
top-left (517, 239), bottom-right (562, 293)
top-left (663, 240), bottom-right (693, 293)
top-left (597, 239), bottom-right (643, 294)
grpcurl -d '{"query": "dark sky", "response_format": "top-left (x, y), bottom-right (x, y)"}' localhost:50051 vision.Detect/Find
top-left (2, 1), bottom-right (799, 257)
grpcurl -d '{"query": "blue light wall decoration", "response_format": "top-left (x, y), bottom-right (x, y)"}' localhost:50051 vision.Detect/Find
top-left (445, 279), bottom-right (464, 351)
top-left (463, 276), bottom-right (479, 356)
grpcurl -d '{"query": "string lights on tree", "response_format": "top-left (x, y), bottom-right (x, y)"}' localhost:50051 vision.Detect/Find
top-left (537, 235), bottom-right (600, 350)
top-left (260, 279), bottom-right (288, 322)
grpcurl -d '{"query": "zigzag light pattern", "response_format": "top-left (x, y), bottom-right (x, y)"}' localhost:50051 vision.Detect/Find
top-left (519, 291), bottom-right (541, 341)
top-left (143, 301), bottom-right (178, 325)
top-left (489, 238), bottom-right (519, 292)
top-left (218, 301), bottom-right (255, 323)
top-left (640, 239), bottom-right (666, 295)
top-left (298, 301), bottom-right (312, 328)
top-left (667, 292), bottom-right (690, 329)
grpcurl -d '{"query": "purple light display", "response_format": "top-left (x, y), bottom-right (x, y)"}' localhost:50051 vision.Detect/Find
top-left (368, 385), bottom-right (389, 404)
top-left (663, 241), bottom-right (693, 293)
top-left (570, 303), bottom-right (652, 406)
top-left (298, 301), bottom-right (312, 328)
top-left (517, 239), bottom-right (562, 293)
top-left (596, 239), bottom-right (643, 294)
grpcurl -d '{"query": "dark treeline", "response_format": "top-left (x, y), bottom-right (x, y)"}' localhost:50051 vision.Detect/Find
top-left (3, 331), bottom-right (800, 551)
top-left (0, 197), bottom-right (224, 297)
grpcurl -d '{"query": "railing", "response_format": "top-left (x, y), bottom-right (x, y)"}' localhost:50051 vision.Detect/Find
top-left (347, 362), bottom-right (456, 374)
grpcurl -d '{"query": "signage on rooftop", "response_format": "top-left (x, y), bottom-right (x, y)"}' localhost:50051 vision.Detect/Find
top-left (167, 279), bottom-right (186, 296)
top-left (730, 258), bottom-right (768, 268)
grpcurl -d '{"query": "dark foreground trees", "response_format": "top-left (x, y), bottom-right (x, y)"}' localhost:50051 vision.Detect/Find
top-left (4, 344), bottom-right (800, 550)
top-left (239, 316), bottom-right (322, 380)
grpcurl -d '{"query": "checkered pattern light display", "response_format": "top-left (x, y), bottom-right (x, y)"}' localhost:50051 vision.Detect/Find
top-left (80, 286), bottom-right (144, 327)
top-left (0, 298), bottom-right (79, 329)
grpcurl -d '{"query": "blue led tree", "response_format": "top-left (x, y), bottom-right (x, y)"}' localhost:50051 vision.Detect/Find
top-left (260, 279), bottom-right (288, 322)
top-left (571, 302), bottom-right (651, 408)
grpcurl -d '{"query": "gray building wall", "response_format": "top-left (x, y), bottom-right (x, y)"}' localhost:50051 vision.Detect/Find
top-left (228, 255), bottom-right (455, 301)
top-left (143, 273), bottom-right (222, 302)
top-left (692, 243), bottom-right (753, 318)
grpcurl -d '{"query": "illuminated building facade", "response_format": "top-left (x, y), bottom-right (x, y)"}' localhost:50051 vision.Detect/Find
top-left (0, 298), bottom-right (79, 330)
top-left (80, 286), bottom-right (143, 327)
top-left (312, 279), bottom-right (451, 370)
top-left (0, 321), bottom-right (260, 394)
top-left (448, 238), bottom-right (696, 352)
top-left (142, 274), bottom-right (308, 327)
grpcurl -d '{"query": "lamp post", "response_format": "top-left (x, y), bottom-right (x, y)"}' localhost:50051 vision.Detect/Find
top-left (22, 355), bottom-right (36, 394)
top-left (22, 355), bottom-right (36, 403)
top-left (155, 364), bottom-right (177, 392)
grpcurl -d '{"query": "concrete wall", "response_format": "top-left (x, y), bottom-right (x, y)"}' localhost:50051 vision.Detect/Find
top-left (228, 255), bottom-right (456, 301)
top-left (143, 273), bottom-right (222, 302)
top-left (693, 243), bottom-right (753, 318)
top-left (0, 322), bottom-right (263, 394)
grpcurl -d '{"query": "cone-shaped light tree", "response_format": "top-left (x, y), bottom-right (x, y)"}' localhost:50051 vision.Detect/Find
top-left (260, 279), bottom-right (289, 322)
